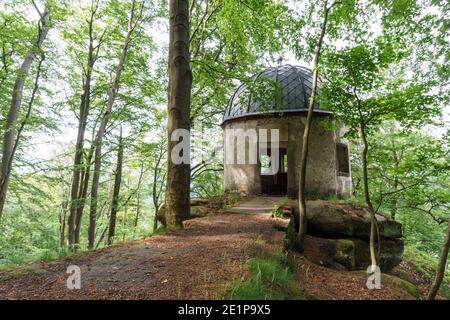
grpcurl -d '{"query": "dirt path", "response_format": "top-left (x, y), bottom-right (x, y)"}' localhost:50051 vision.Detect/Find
top-left (225, 196), bottom-right (281, 214)
top-left (0, 197), bottom-right (418, 300)
top-left (0, 198), bottom-right (285, 300)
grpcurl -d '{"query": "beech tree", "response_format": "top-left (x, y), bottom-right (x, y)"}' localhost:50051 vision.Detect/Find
top-left (0, 2), bottom-right (51, 219)
top-left (0, 0), bottom-right (165, 262)
top-left (354, 125), bottom-right (449, 297)
top-left (165, 0), bottom-right (192, 228)
top-left (107, 127), bottom-right (124, 245)
top-left (321, 41), bottom-right (438, 268)
top-left (66, 0), bottom-right (104, 249)
top-left (290, 0), bottom-right (366, 250)
top-left (295, 0), bottom-right (339, 251)
top-left (87, 0), bottom-right (143, 249)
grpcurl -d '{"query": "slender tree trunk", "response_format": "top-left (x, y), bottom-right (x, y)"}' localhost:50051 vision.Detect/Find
top-left (134, 193), bottom-right (141, 228)
top-left (7, 55), bottom-right (45, 186)
top-left (152, 145), bottom-right (165, 232)
top-left (427, 218), bottom-right (450, 300)
top-left (87, 141), bottom-right (100, 248)
top-left (297, 0), bottom-right (330, 251)
top-left (88, 1), bottom-right (139, 249)
top-left (122, 202), bottom-right (127, 242)
top-left (74, 147), bottom-right (94, 245)
top-left (59, 197), bottom-right (68, 248)
top-left (0, 9), bottom-right (50, 219)
top-left (153, 209), bottom-right (159, 233)
top-left (95, 226), bottom-right (108, 250)
top-left (68, 10), bottom-right (98, 248)
top-left (165, 0), bottom-right (192, 228)
top-left (68, 67), bottom-right (93, 248)
top-left (133, 163), bottom-right (144, 235)
top-left (107, 129), bottom-right (124, 245)
top-left (360, 122), bottom-right (377, 270)
top-left (390, 178), bottom-right (398, 220)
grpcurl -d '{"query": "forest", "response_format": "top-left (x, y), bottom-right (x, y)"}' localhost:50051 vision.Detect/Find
top-left (0, 0), bottom-right (448, 301)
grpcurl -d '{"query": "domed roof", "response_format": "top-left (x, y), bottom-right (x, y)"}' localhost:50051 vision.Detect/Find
top-left (222, 64), bottom-right (331, 125)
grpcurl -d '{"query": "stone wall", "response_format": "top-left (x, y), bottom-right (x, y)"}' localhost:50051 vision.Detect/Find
top-left (223, 114), bottom-right (351, 198)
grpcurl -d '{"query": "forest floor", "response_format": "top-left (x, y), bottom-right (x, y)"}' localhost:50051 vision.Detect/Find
top-left (0, 197), bottom-right (425, 300)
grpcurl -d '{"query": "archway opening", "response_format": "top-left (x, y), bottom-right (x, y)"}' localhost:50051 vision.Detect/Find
top-left (260, 148), bottom-right (287, 195)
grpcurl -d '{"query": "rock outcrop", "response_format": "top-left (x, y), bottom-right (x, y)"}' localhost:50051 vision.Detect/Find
top-left (284, 200), bottom-right (404, 272)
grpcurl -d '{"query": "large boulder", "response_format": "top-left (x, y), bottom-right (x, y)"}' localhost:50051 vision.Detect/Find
top-left (285, 200), bottom-right (404, 272)
top-left (302, 235), bottom-right (404, 272)
top-left (353, 237), bottom-right (404, 271)
top-left (292, 201), bottom-right (402, 240)
top-left (303, 236), bottom-right (356, 270)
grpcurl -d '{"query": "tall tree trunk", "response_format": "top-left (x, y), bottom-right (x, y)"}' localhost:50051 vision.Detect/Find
top-left (107, 128), bottom-right (124, 245)
top-left (133, 163), bottom-right (144, 235)
top-left (87, 138), bottom-right (100, 248)
top-left (165, 0), bottom-right (192, 228)
top-left (134, 193), bottom-right (141, 232)
top-left (74, 147), bottom-right (94, 245)
top-left (153, 209), bottom-right (159, 233)
top-left (59, 195), bottom-right (68, 248)
top-left (6, 55), bottom-right (45, 193)
top-left (360, 122), bottom-right (377, 270)
top-left (95, 226), bottom-right (108, 250)
top-left (88, 0), bottom-right (140, 249)
top-left (297, 0), bottom-right (331, 251)
top-left (427, 218), bottom-right (450, 300)
top-left (0, 8), bottom-right (50, 219)
top-left (68, 3), bottom-right (100, 249)
top-left (122, 202), bottom-right (127, 242)
top-left (152, 144), bottom-right (165, 232)
top-left (68, 58), bottom-right (93, 248)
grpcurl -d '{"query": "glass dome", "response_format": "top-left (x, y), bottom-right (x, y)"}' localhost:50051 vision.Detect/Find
top-left (222, 64), bottom-right (331, 125)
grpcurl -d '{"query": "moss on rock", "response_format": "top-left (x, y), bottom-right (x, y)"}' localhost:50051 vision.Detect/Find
top-left (381, 274), bottom-right (419, 298)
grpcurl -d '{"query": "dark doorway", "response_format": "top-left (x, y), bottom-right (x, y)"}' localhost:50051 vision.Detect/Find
top-left (260, 148), bottom-right (287, 195)
top-left (336, 143), bottom-right (350, 176)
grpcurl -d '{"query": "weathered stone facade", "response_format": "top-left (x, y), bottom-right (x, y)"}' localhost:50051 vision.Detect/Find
top-left (222, 65), bottom-right (352, 198)
top-left (223, 114), bottom-right (352, 198)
